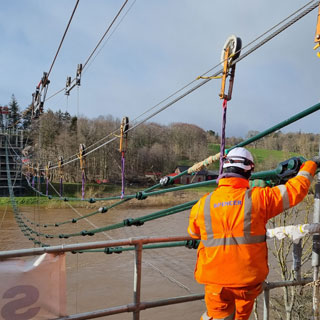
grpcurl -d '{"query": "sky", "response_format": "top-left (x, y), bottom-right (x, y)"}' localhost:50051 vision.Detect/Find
top-left (0, 0), bottom-right (320, 138)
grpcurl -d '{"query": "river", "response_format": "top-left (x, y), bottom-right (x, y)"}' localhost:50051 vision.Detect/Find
top-left (0, 203), bottom-right (206, 320)
top-left (0, 200), bottom-right (295, 320)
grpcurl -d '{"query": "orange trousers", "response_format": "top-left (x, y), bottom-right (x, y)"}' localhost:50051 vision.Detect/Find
top-left (203, 283), bottom-right (262, 320)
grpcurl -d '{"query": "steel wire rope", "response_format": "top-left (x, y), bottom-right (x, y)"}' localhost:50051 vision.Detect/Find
top-left (41, 0), bottom-right (320, 173)
top-left (199, 0), bottom-right (318, 77)
top-left (19, 169), bottom-right (123, 228)
top-left (46, 0), bottom-right (316, 108)
top-left (20, 0), bottom-right (319, 149)
top-left (39, 0), bottom-right (134, 169)
top-left (43, 179), bottom-right (194, 295)
top-left (16, 171), bottom-right (198, 237)
top-left (27, 0), bottom-right (80, 119)
top-left (125, 0), bottom-right (319, 127)
top-left (25, 0), bottom-right (320, 196)
top-left (15, 91), bottom-right (320, 206)
top-left (49, 0), bottom-right (138, 162)
top-left (82, 0), bottom-right (129, 70)
top-left (22, 201), bottom-right (196, 240)
top-left (46, 0), bottom-right (80, 81)
top-left (45, 0), bottom-right (129, 103)
top-left (81, 0), bottom-right (137, 75)
top-left (19, 0), bottom-right (121, 141)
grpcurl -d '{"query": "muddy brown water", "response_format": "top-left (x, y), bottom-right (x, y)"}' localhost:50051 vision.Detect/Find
top-left (0, 203), bottom-right (292, 320)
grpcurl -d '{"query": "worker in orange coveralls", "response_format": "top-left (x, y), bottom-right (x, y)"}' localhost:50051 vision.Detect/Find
top-left (188, 147), bottom-right (318, 320)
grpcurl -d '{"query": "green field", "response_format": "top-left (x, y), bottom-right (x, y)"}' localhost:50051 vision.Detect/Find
top-left (207, 144), bottom-right (299, 171)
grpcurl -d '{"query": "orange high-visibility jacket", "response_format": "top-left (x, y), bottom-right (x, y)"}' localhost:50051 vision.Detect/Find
top-left (188, 161), bottom-right (317, 287)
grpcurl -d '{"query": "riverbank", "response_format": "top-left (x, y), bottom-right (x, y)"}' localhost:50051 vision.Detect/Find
top-left (0, 185), bottom-right (214, 209)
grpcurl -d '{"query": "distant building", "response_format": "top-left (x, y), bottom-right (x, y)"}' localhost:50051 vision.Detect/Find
top-left (145, 172), bottom-right (162, 182)
top-left (174, 166), bottom-right (208, 184)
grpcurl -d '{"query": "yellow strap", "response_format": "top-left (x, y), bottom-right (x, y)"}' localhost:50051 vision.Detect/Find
top-left (79, 151), bottom-right (84, 171)
top-left (219, 47), bottom-right (230, 99)
top-left (119, 117), bottom-right (128, 152)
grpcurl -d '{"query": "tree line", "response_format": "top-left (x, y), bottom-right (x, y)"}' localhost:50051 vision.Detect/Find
top-left (3, 95), bottom-right (319, 184)
top-left (25, 110), bottom-right (209, 184)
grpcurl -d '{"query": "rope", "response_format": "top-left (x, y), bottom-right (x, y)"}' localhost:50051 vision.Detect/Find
top-left (219, 99), bottom-right (228, 175)
top-left (121, 153), bottom-right (125, 198)
top-left (78, 144), bottom-right (86, 200)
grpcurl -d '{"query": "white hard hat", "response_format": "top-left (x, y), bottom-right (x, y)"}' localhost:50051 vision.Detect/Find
top-left (223, 147), bottom-right (254, 171)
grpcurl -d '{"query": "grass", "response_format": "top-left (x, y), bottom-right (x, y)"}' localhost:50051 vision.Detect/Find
top-left (0, 197), bottom-right (49, 206)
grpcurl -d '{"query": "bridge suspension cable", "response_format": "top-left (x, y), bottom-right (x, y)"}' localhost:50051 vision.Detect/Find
top-left (46, 0), bottom-right (80, 80)
top-left (45, 0), bottom-right (131, 103)
top-left (40, 0), bottom-right (320, 172)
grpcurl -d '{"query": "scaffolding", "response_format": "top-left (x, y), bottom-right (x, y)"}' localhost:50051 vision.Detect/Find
top-left (0, 128), bottom-right (25, 196)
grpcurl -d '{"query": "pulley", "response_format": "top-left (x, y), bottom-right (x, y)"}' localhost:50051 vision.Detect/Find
top-left (219, 35), bottom-right (242, 101)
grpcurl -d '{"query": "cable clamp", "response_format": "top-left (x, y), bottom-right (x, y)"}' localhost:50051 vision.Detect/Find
top-left (104, 247), bottom-right (123, 254)
top-left (99, 207), bottom-right (108, 213)
top-left (160, 176), bottom-right (171, 186)
top-left (185, 239), bottom-right (200, 249)
top-left (136, 191), bottom-right (147, 200)
top-left (123, 218), bottom-right (144, 227)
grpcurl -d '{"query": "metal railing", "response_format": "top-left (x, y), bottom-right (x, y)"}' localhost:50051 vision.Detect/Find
top-left (0, 236), bottom-right (204, 320)
top-left (0, 234), bottom-right (319, 320)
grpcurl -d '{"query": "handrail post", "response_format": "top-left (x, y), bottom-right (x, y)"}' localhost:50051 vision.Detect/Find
top-left (133, 242), bottom-right (143, 320)
top-left (292, 240), bottom-right (302, 281)
top-left (263, 288), bottom-right (270, 320)
top-left (312, 173), bottom-right (320, 319)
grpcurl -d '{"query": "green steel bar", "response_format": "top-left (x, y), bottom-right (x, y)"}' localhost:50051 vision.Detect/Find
top-left (58, 200), bottom-right (197, 238)
top-left (25, 163), bottom-right (291, 238)
top-left (76, 241), bottom-right (192, 253)
top-left (142, 167), bottom-right (283, 197)
top-left (24, 101), bottom-right (320, 206)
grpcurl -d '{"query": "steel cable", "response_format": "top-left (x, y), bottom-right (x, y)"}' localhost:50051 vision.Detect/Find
top-left (46, 0), bottom-right (80, 80)
top-left (41, 0), bottom-right (320, 171)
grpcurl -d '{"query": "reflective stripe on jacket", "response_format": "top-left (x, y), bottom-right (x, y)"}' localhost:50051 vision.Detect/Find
top-left (188, 161), bottom-right (317, 287)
